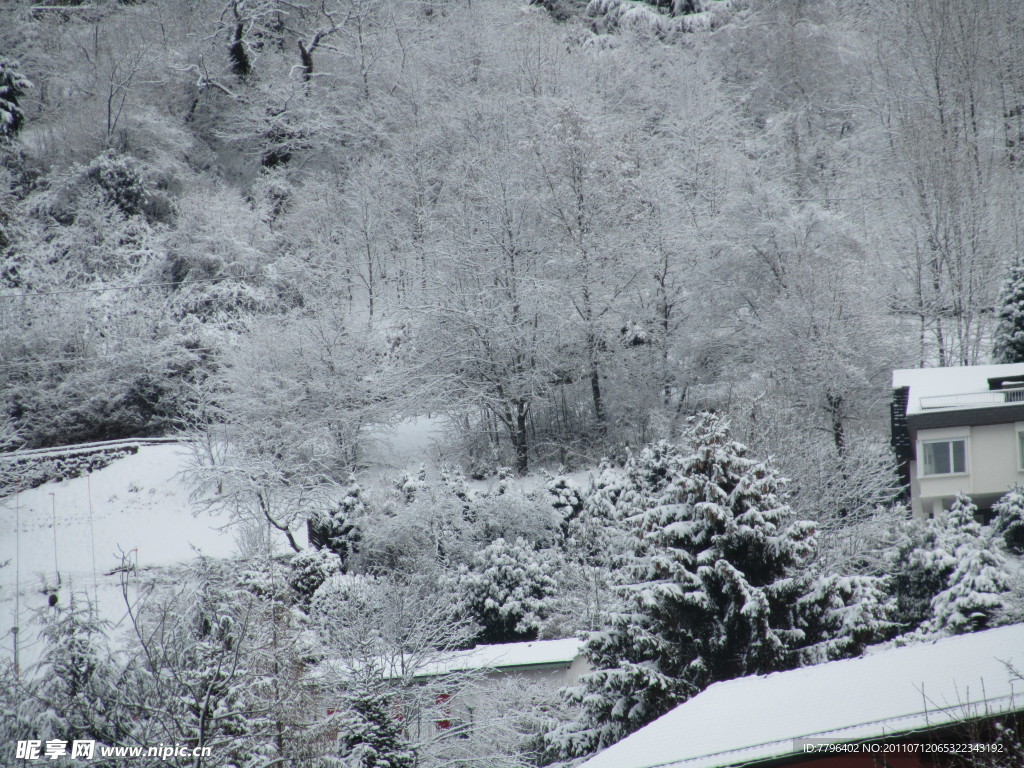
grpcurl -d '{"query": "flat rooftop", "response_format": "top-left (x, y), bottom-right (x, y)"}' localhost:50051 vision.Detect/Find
top-left (893, 363), bottom-right (1024, 415)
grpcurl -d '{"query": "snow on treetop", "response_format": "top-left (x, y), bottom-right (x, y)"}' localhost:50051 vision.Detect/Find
top-left (893, 362), bottom-right (1024, 415)
top-left (578, 623), bottom-right (1024, 768)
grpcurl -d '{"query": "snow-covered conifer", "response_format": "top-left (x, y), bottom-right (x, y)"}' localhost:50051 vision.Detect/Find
top-left (797, 574), bottom-right (897, 663)
top-left (547, 413), bottom-right (814, 761)
top-left (308, 478), bottom-right (366, 567)
top-left (0, 58), bottom-right (31, 139)
top-left (993, 260), bottom-right (1024, 363)
top-left (923, 543), bottom-right (1012, 636)
top-left (457, 537), bottom-right (559, 644)
top-left (887, 518), bottom-right (958, 631)
top-left (289, 547), bottom-right (344, 605)
top-left (913, 494), bottom-right (1015, 637)
top-left (334, 682), bottom-right (416, 768)
top-left (993, 485), bottom-right (1024, 554)
top-left (556, 468), bottom-right (624, 567)
top-left (8, 596), bottom-right (129, 753)
top-left (396, 464), bottom-right (428, 502)
top-left (890, 494), bottom-right (1016, 640)
top-left (548, 475), bottom-right (585, 534)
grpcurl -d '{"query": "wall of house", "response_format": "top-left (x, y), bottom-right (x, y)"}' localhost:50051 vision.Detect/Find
top-left (912, 422), bottom-right (1023, 517)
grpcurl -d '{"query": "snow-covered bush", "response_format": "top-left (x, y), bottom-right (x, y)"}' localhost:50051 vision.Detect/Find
top-left (288, 547), bottom-right (344, 605)
top-left (797, 574), bottom-right (898, 663)
top-left (0, 446), bottom-right (137, 497)
top-left (396, 464), bottom-right (428, 501)
top-left (456, 537), bottom-right (559, 644)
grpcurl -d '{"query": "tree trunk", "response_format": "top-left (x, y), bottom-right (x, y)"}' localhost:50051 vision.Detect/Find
top-left (512, 402), bottom-right (529, 474)
top-left (590, 366), bottom-right (606, 436)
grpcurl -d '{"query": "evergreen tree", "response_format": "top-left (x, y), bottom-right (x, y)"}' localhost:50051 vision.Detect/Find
top-left (887, 517), bottom-right (959, 631)
top-left (890, 494), bottom-right (1016, 641)
top-left (915, 494), bottom-right (1014, 637)
top-left (993, 485), bottom-right (1024, 555)
top-left (334, 682), bottom-right (416, 768)
top-left (0, 57), bottom-right (31, 139)
top-left (289, 547), bottom-right (344, 607)
top-left (546, 414), bottom-right (814, 761)
top-left (993, 260), bottom-right (1024, 363)
top-left (457, 537), bottom-right (559, 644)
top-left (6, 596), bottom-right (131, 765)
top-left (308, 478), bottom-right (365, 567)
top-left (796, 574), bottom-right (898, 663)
top-left (924, 543), bottom-right (1012, 635)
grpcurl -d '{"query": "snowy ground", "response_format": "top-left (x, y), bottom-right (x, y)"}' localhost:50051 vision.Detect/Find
top-left (0, 443), bottom-right (242, 666)
top-left (0, 418), bottom-right (596, 667)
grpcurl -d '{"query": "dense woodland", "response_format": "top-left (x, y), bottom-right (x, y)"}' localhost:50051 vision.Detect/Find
top-left (2, 1), bottom-right (1024, 766)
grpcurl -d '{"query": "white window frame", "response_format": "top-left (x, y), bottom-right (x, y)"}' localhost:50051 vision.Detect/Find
top-left (918, 437), bottom-right (968, 477)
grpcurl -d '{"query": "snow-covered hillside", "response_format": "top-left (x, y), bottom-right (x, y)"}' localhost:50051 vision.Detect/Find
top-left (0, 443), bottom-right (240, 665)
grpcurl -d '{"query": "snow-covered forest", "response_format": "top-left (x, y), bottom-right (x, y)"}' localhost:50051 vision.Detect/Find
top-left (2, 0), bottom-right (1024, 766)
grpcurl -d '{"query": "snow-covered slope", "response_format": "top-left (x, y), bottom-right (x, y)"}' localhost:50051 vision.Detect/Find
top-left (0, 443), bottom-right (240, 664)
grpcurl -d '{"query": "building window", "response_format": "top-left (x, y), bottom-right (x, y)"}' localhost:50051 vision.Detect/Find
top-left (921, 439), bottom-right (966, 476)
top-left (1019, 431), bottom-right (1024, 471)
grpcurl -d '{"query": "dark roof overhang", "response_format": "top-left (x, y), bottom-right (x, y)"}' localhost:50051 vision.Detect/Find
top-left (906, 404), bottom-right (1024, 431)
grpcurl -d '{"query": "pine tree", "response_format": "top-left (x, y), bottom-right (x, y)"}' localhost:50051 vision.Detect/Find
top-left (546, 414), bottom-right (814, 761)
top-left (308, 478), bottom-right (365, 567)
top-left (916, 494), bottom-right (1014, 637)
top-left (993, 485), bottom-right (1024, 554)
top-left (890, 494), bottom-right (1016, 640)
top-left (887, 517), bottom-right (960, 631)
top-left (925, 544), bottom-right (1012, 635)
top-left (993, 260), bottom-right (1024, 363)
top-left (0, 57), bottom-right (31, 139)
top-left (797, 574), bottom-right (898, 663)
top-left (334, 682), bottom-right (416, 768)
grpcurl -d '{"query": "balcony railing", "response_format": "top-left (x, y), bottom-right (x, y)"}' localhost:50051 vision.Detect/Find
top-left (919, 388), bottom-right (1024, 410)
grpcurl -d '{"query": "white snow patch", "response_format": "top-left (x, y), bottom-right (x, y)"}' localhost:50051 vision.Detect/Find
top-left (0, 444), bottom-right (243, 664)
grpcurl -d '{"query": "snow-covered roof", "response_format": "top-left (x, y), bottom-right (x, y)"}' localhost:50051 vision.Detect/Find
top-left (579, 624), bottom-right (1024, 768)
top-left (414, 638), bottom-right (584, 677)
top-left (893, 363), bottom-right (1024, 415)
top-left (317, 638), bottom-right (585, 683)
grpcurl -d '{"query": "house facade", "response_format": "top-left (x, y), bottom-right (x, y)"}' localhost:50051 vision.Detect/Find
top-left (891, 363), bottom-right (1024, 518)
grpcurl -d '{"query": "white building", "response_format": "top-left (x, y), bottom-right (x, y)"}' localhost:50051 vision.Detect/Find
top-left (891, 363), bottom-right (1024, 518)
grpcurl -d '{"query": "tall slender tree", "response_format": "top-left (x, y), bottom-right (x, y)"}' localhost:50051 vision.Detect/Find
top-left (993, 260), bottom-right (1024, 363)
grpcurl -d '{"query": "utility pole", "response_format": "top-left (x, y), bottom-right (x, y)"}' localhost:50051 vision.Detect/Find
top-left (49, 492), bottom-right (60, 588)
top-left (13, 488), bottom-right (20, 679)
